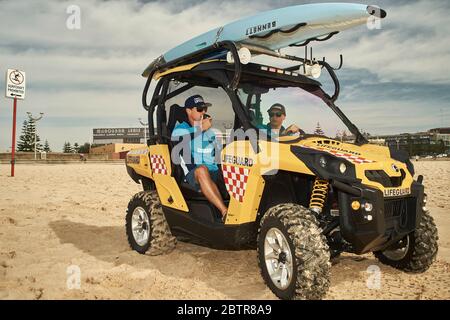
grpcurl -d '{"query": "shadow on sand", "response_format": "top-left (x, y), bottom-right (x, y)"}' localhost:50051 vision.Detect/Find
top-left (49, 219), bottom-right (269, 298)
top-left (49, 219), bottom-right (404, 299)
top-left (49, 220), bottom-right (129, 261)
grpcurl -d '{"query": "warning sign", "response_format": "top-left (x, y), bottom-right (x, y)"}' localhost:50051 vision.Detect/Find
top-left (6, 69), bottom-right (26, 100)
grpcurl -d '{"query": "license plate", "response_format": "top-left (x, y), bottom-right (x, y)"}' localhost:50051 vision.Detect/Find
top-left (383, 187), bottom-right (411, 197)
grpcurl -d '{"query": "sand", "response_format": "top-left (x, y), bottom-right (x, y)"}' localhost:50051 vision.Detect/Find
top-left (0, 161), bottom-right (449, 300)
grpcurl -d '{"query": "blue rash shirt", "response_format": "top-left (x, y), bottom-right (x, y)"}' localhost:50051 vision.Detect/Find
top-left (171, 121), bottom-right (218, 176)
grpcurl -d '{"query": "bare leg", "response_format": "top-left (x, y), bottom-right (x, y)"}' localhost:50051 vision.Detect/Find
top-left (194, 166), bottom-right (227, 216)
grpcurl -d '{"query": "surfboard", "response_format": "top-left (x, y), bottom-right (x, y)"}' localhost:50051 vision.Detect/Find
top-left (144, 3), bottom-right (386, 76)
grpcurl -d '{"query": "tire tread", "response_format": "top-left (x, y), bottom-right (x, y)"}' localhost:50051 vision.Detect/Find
top-left (125, 191), bottom-right (176, 255)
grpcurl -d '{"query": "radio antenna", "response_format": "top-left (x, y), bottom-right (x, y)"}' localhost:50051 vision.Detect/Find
top-left (303, 46), bottom-right (308, 73)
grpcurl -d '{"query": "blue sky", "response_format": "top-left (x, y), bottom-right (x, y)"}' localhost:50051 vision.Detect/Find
top-left (0, 0), bottom-right (449, 151)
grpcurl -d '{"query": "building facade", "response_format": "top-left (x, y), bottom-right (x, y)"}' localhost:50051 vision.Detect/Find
top-left (90, 143), bottom-right (144, 159)
top-left (334, 127), bottom-right (449, 155)
top-left (383, 133), bottom-right (433, 151)
top-left (377, 127), bottom-right (449, 155)
top-left (429, 127), bottom-right (450, 153)
top-left (93, 127), bottom-right (149, 145)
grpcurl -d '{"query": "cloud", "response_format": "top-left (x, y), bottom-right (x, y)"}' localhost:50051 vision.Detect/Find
top-left (307, 0), bottom-right (450, 85)
top-left (0, 0), bottom-right (449, 151)
top-left (0, 0), bottom-right (261, 150)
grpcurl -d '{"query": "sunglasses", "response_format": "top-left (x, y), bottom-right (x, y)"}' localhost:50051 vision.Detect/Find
top-left (269, 111), bottom-right (284, 118)
top-left (194, 106), bottom-right (208, 113)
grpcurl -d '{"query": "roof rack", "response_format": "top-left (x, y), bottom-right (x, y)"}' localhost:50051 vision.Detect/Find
top-left (142, 40), bottom-right (342, 111)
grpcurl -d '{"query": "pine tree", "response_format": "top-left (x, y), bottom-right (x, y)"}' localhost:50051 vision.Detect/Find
top-left (335, 130), bottom-right (342, 141)
top-left (43, 140), bottom-right (51, 152)
top-left (17, 120), bottom-right (33, 151)
top-left (313, 122), bottom-right (325, 136)
top-left (17, 115), bottom-right (42, 152)
top-left (342, 130), bottom-right (348, 141)
top-left (73, 142), bottom-right (79, 153)
top-left (63, 142), bottom-right (73, 153)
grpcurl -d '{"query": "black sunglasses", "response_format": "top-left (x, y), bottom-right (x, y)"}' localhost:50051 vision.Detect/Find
top-left (269, 111), bottom-right (283, 117)
top-left (195, 106), bottom-right (208, 112)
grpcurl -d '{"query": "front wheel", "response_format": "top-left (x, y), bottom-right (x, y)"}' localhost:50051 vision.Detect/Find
top-left (125, 191), bottom-right (176, 255)
top-left (374, 210), bottom-right (438, 272)
top-left (257, 203), bottom-right (331, 300)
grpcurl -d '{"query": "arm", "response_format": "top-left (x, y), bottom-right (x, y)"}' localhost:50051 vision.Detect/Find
top-left (282, 124), bottom-right (305, 136)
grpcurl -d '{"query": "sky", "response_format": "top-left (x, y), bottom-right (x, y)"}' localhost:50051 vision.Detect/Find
top-left (0, 0), bottom-right (449, 151)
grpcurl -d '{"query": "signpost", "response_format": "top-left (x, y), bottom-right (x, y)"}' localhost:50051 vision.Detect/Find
top-left (5, 69), bottom-right (26, 177)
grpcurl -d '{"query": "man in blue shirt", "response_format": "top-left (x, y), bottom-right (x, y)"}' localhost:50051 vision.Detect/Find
top-left (171, 95), bottom-right (227, 222)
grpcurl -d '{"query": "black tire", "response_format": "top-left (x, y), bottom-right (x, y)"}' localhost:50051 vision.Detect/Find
top-left (257, 203), bottom-right (331, 300)
top-left (374, 210), bottom-right (438, 272)
top-left (125, 191), bottom-right (176, 255)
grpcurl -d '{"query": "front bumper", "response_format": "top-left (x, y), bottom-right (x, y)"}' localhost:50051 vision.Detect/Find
top-left (337, 181), bottom-right (424, 254)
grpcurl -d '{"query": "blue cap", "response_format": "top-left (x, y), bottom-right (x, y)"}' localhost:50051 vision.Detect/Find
top-left (184, 95), bottom-right (212, 109)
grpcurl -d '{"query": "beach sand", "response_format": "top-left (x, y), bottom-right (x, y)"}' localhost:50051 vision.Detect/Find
top-left (0, 161), bottom-right (449, 300)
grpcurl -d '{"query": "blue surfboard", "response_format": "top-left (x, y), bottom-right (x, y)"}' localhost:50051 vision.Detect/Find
top-left (144, 3), bottom-right (386, 76)
top-left (167, 3), bottom-right (384, 60)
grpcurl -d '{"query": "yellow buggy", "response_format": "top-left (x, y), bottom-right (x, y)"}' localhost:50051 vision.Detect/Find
top-left (125, 42), bottom-right (438, 300)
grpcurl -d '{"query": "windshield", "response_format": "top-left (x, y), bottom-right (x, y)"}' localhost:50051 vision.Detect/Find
top-left (237, 85), bottom-right (353, 142)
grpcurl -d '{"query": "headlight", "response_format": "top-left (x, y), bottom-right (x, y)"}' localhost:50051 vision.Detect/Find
top-left (339, 162), bottom-right (347, 174)
top-left (319, 156), bottom-right (327, 168)
top-left (364, 202), bottom-right (373, 212)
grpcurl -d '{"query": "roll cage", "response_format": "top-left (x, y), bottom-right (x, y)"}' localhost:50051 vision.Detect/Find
top-left (142, 41), bottom-right (368, 146)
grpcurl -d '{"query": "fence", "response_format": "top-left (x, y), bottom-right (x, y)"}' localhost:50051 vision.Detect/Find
top-left (0, 152), bottom-right (123, 164)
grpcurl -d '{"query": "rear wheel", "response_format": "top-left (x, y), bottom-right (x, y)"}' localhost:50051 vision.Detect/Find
top-left (125, 191), bottom-right (176, 255)
top-left (374, 210), bottom-right (438, 272)
top-left (257, 203), bottom-right (331, 300)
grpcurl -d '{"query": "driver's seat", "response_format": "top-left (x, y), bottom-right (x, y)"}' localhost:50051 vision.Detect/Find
top-left (167, 104), bottom-right (188, 135)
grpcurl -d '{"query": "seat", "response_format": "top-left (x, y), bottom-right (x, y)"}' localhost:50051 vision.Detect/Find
top-left (167, 104), bottom-right (188, 135)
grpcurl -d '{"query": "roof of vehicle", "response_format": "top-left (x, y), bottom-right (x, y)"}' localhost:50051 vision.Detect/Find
top-left (152, 59), bottom-right (322, 90)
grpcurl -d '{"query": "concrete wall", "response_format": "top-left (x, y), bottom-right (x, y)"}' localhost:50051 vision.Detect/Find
top-left (0, 152), bottom-right (108, 161)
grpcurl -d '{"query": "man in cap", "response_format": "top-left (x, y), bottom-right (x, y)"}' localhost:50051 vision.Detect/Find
top-left (262, 103), bottom-right (303, 137)
top-left (171, 95), bottom-right (228, 222)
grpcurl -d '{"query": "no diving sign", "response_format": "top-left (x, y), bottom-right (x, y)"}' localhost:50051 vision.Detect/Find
top-left (6, 69), bottom-right (26, 100)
